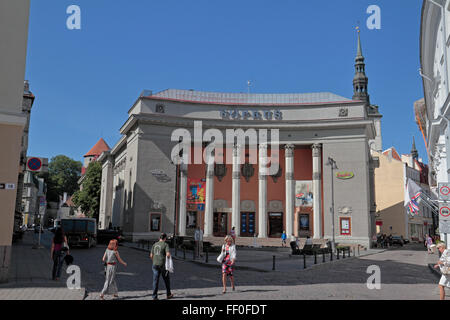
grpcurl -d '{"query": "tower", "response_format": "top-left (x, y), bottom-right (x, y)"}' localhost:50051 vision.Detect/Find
top-left (353, 29), bottom-right (383, 152)
top-left (353, 28), bottom-right (370, 104)
top-left (411, 136), bottom-right (419, 161)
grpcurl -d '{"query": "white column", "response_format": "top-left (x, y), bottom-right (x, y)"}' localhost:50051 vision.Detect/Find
top-left (285, 144), bottom-right (295, 238)
top-left (204, 155), bottom-right (215, 237)
top-left (312, 143), bottom-right (322, 239)
top-left (258, 144), bottom-right (268, 238)
top-left (232, 144), bottom-right (241, 236)
top-left (178, 163), bottom-right (188, 236)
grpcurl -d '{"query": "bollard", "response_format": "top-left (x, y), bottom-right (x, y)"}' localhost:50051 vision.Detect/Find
top-left (353, 248), bottom-right (355, 257)
top-left (148, 240), bottom-right (150, 250)
top-left (337, 249), bottom-right (340, 260)
top-left (330, 250), bottom-right (333, 261)
top-left (358, 245), bottom-right (360, 256)
top-left (205, 247), bottom-right (209, 263)
top-left (322, 251), bottom-right (325, 263)
top-left (303, 253), bottom-right (307, 269)
top-left (342, 248), bottom-right (345, 259)
top-left (175, 245), bottom-right (177, 257)
top-left (183, 248), bottom-right (186, 260)
top-left (314, 251), bottom-right (317, 264)
top-left (272, 255), bottom-right (276, 271)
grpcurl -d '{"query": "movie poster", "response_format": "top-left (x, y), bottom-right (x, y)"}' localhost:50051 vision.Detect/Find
top-left (295, 181), bottom-right (313, 207)
top-left (187, 178), bottom-right (206, 204)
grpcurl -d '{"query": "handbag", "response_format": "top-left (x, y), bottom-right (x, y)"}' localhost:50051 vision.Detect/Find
top-left (216, 245), bottom-right (225, 263)
top-left (62, 241), bottom-right (69, 252)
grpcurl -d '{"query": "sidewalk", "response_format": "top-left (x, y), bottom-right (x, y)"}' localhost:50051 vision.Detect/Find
top-left (0, 231), bottom-right (85, 300)
top-left (123, 240), bottom-right (387, 273)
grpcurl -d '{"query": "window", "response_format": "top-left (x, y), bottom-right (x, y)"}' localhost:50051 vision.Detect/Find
top-left (340, 217), bottom-right (351, 236)
top-left (150, 213), bottom-right (161, 232)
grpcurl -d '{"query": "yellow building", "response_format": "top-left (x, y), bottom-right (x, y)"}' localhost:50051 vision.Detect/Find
top-left (0, 0), bottom-right (31, 283)
top-left (373, 145), bottom-right (434, 242)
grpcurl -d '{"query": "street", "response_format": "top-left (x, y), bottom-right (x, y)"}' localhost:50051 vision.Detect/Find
top-left (37, 233), bottom-right (440, 300)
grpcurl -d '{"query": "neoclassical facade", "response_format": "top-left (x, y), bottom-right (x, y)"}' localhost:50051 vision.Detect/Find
top-left (99, 34), bottom-right (381, 247)
top-left (420, 0), bottom-right (450, 245)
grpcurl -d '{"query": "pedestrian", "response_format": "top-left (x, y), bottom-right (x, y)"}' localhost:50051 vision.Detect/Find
top-left (426, 234), bottom-right (433, 254)
top-left (194, 227), bottom-right (200, 257)
top-left (434, 243), bottom-right (450, 300)
top-left (198, 227), bottom-right (204, 257)
top-left (219, 235), bottom-right (236, 294)
top-left (281, 231), bottom-right (287, 247)
top-left (230, 227), bottom-right (236, 243)
top-left (305, 236), bottom-right (313, 246)
top-left (50, 228), bottom-right (69, 281)
top-left (150, 233), bottom-right (174, 300)
top-left (100, 239), bottom-right (127, 300)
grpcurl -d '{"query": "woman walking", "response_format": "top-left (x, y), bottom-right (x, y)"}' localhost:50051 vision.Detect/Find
top-left (100, 239), bottom-right (127, 300)
top-left (434, 242), bottom-right (450, 300)
top-left (50, 228), bottom-right (68, 281)
top-left (220, 235), bottom-right (236, 294)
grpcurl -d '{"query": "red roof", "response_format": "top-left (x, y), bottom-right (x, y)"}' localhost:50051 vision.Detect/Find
top-left (84, 138), bottom-right (110, 157)
top-left (382, 147), bottom-right (401, 161)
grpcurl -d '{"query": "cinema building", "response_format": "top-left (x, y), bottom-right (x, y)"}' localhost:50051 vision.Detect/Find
top-left (99, 33), bottom-right (381, 248)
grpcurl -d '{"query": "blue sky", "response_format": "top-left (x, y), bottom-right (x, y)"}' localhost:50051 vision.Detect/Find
top-left (25, 0), bottom-right (426, 164)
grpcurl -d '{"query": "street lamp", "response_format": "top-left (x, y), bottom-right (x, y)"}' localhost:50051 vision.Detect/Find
top-left (327, 157), bottom-right (338, 253)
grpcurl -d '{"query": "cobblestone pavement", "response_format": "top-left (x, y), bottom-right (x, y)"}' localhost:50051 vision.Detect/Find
top-left (77, 242), bottom-right (443, 300)
top-left (0, 232), bottom-right (443, 300)
top-left (0, 231), bottom-right (85, 300)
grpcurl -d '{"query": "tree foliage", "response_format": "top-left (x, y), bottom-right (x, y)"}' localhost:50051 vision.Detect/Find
top-left (40, 155), bottom-right (82, 202)
top-left (72, 161), bottom-right (102, 220)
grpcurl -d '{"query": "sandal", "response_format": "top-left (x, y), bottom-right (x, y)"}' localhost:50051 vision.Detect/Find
top-left (100, 295), bottom-right (104, 300)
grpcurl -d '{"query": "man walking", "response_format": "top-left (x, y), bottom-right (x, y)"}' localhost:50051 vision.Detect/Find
top-left (150, 233), bottom-right (173, 300)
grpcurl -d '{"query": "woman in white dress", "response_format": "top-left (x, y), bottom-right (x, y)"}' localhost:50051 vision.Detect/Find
top-left (434, 242), bottom-right (450, 300)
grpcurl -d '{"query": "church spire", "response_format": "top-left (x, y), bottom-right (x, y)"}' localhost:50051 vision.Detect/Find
top-left (352, 28), bottom-right (370, 104)
top-left (411, 136), bottom-right (419, 160)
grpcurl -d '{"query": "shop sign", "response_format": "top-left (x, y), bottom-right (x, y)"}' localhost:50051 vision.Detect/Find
top-left (336, 171), bottom-right (354, 180)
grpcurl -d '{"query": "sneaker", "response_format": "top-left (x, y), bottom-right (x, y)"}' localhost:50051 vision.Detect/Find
top-left (167, 294), bottom-right (174, 299)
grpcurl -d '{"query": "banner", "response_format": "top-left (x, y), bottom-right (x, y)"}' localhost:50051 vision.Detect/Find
top-left (295, 181), bottom-right (313, 207)
top-left (404, 178), bottom-right (422, 216)
top-left (187, 178), bottom-right (206, 204)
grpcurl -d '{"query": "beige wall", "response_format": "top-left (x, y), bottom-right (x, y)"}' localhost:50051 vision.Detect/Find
top-left (374, 152), bottom-right (406, 236)
top-left (0, 0), bottom-right (31, 283)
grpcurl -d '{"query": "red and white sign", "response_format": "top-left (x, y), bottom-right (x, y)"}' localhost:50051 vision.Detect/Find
top-left (440, 206), bottom-right (450, 218)
top-left (441, 186), bottom-right (450, 196)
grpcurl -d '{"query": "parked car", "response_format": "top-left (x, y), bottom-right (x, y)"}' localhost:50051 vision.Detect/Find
top-left (96, 229), bottom-right (124, 244)
top-left (391, 235), bottom-right (404, 246)
top-left (401, 236), bottom-right (409, 244)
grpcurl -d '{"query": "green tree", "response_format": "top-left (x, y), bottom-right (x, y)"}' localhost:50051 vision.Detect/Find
top-left (72, 161), bottom-right (102, 220)
top-left (40, 155), bottom-right (82, 202)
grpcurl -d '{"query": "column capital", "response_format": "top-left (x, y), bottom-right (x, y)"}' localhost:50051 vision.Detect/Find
top-left (284, 144), bottom-right (295, 157)
top-left (311, 143), bottom-right (322, 157)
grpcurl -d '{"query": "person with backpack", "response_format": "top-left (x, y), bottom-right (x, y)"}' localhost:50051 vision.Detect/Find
top-left (150, 233), bottom-right (174, 300)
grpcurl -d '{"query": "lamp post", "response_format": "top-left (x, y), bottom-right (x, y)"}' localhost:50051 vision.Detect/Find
top-left (327, 157), bottom-right (337, 253)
